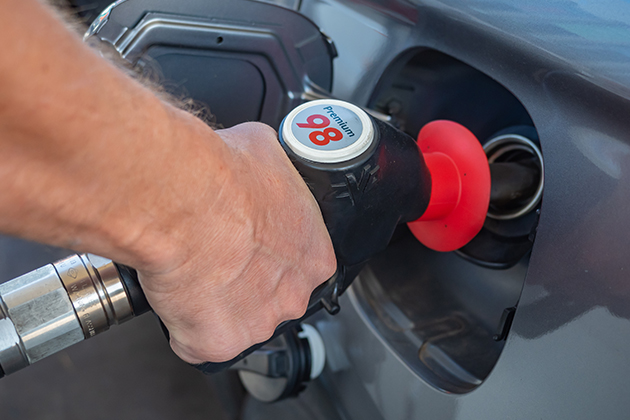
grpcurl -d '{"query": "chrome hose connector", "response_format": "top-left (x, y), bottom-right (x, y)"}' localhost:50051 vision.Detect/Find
top-left (0, 254), bottom-right (134, 375)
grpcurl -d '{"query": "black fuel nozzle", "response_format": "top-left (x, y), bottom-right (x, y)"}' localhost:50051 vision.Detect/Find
top-left (279, 100), bottom-right (431, 272)
top-left (279, 100), bottom-right (491, 284)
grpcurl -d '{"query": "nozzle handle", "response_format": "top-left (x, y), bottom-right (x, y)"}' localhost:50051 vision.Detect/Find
top-left (114, 264), bottom-right (151, 316)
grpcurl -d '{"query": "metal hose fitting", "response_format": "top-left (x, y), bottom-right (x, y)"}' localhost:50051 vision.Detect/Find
top-left (0, 254), bottom-right (134, 376)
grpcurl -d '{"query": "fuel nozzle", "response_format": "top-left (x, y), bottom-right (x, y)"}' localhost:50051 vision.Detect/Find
top-left (279, 99), bottom-right (491, 266)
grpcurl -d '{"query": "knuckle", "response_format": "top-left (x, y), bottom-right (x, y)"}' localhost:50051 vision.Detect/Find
top-left (251, 317), bottom-right (278, 344)
top-left (204, 335), bottom-right (255, 363)
top-left (324, 248), bottom-right (337, 275)
top-left (208, 347), bottom-right (240, 363)
top-left (182, 328), bottom-right (250, 363)
top-left (218, 121), bottom-right (279, 151)
top-left (238, 121), bottom-right (278, 139)
top-left (310, 241), bottom-right (337, 279)
top-left (280, 290), bottom-right (310, 320)
top-left (308, 252), bottom-right (337, 289)
top-left (320, 262), bottom-right (337, 283)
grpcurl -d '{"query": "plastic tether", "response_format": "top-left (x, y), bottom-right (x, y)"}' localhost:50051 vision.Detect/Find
top-left (407, 121), bottom-right (491, 252)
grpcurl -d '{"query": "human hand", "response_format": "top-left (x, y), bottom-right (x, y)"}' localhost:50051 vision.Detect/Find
top-left (133, 118), bottom-right (337, 364)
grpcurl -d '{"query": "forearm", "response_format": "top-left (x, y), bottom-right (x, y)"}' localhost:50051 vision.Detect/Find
top-left (0, 0), bottom-right (228, 270)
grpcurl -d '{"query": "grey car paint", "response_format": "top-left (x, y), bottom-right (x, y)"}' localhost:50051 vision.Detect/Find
top-left (293, 0), bottom-right (630, 419)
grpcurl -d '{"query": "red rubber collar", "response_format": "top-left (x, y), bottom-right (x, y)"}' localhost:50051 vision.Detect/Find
top-left (407, 121), bottom-right (491, 252)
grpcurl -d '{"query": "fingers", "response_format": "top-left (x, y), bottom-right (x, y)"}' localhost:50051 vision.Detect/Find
top-left (165, 269), bottom-right (320, 364)
top-left (170, 337), bottom-right (207, 365)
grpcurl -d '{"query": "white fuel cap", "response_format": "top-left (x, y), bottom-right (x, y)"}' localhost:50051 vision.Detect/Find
top-left (281, 99), bottom-right (374, 163)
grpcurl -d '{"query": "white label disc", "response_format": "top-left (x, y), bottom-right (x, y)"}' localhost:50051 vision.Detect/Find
top-left (281, 99), bottom-right (374, 163)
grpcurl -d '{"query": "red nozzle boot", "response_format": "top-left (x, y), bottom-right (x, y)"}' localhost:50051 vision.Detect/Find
top-left (408, 121), bottom-right (491, 252)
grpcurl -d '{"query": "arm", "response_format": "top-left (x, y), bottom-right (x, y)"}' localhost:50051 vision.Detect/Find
top-left (0, 0), bottom-right (336, 363)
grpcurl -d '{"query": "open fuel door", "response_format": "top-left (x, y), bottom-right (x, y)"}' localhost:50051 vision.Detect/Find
top-left (86, 0), bottom-right (336, 129)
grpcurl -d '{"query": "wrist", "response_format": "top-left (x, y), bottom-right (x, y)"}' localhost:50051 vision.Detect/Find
top-left (103, 105), bottom-right (232, 275)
